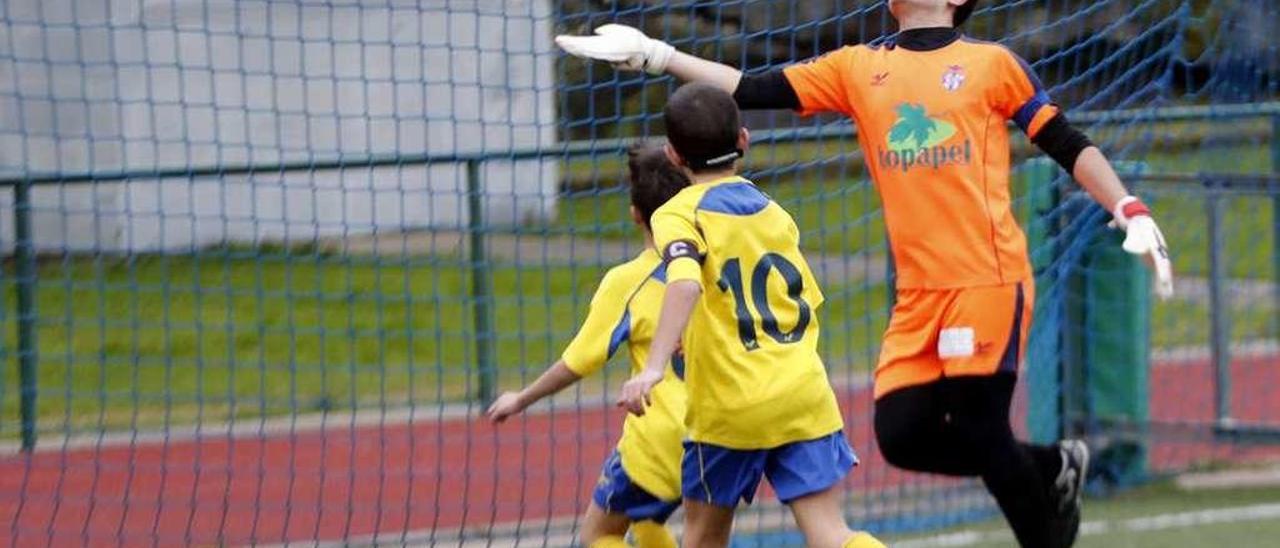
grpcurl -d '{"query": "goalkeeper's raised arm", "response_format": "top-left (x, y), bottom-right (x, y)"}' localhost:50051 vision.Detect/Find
top-left (555, 24), bottom-right (745, 101)
top-left (555, 21), bottom-right (1171, 299)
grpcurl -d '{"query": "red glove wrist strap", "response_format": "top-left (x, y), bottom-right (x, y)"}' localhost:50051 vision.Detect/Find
top-left (1121, 199), bottom-right (1151, 220)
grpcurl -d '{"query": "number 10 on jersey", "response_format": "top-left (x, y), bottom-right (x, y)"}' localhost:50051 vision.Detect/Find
top-left (716, 253), bottom-right (812, 351)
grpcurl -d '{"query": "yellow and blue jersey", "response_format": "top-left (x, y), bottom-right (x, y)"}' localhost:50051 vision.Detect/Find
top-left (650, 176), bottom-right (844, 450)
top-left (561, 248), bottom-right (687, 502)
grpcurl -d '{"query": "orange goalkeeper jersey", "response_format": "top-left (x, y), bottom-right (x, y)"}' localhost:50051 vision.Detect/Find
top-left (783, 38), bottom-right (1058, 289)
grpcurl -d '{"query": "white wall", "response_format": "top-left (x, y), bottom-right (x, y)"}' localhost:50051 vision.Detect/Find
top-left (0, 0), bottom-right (558, 252)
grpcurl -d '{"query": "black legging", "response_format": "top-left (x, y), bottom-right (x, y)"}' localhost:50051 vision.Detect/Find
top-left (875, 373), bottom-right (1063, 548)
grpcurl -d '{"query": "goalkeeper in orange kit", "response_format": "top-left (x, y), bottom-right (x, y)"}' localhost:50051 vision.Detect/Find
top-left (556, 1), bottom-right (1173, 547)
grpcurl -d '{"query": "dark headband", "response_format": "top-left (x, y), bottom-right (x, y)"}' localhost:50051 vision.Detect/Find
top-left (685, 148), bottom-right (743, 170)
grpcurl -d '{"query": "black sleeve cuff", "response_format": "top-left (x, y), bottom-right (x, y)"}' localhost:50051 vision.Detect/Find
top-left (733, 69), bottom-right (801, 111)
top-left (1031, 113), bottom-right (1094, 173)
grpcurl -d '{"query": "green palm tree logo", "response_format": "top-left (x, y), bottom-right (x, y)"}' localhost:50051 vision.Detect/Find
top-left (887, 103), bottom-right (956, 152)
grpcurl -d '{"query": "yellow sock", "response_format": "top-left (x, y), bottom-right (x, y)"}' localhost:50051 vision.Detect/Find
top-left (843, 531), bottom-right (887, 548)
top-left (630, 520), bottom-right (678, 548)
top-left (589, 535), bottom-right (630, 548)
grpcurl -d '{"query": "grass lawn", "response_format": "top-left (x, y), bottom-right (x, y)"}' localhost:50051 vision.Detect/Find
top-left (0, 253), bottom-right (597, 436)
top-left (0, 253), bottom-right (890, 438)
top-left (884, 480), bottom-right (1280, 547)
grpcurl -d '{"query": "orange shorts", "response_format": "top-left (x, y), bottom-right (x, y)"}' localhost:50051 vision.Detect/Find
top-left (874, 281), bottom-right (1034, 399)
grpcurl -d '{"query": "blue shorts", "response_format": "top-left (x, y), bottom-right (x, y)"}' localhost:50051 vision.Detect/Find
top-left (592, 450), bottom-right (681, 523)
top-left (682, 431), bottom-right (857, 508)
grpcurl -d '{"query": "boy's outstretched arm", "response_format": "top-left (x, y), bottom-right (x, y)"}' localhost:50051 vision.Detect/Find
top-left (490, 266), bottom-right (636, 423)
top-left (618, 280), bottom-right (700, 416)
top-left (487, 361), bottom-right (581, 423)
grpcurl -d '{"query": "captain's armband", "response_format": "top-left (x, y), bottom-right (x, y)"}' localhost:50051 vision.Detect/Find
top-left (663, 239), bottom-right (703, 264)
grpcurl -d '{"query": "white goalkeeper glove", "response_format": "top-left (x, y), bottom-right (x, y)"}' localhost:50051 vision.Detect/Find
top-left (1111, 196), bottom-right (1174, 300)
top-left (554, 24), bottom-right (675, 75)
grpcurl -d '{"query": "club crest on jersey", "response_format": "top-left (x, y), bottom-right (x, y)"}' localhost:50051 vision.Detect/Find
top-left (877, 103), bottom-right (972, 173)
top-left (942, 65), bottom-right (966, 91)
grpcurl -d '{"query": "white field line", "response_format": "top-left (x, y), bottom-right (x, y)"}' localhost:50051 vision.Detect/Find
top-left (4, 339), bottom-right (1275, 456)
top-left (0, 387), bottom-right (652, 456)
top-left (299, 515), bottom-right (585, 548)
top-left (1150, 339), bottom-right (1279, 365)
top-left (317, 487), bottom-right (991, 548)
top-left (1177, 465), bottom-right (1280, 490)
top-left (303, 501), bottom-right (791, 548)
top-left (895, 502), bottom-right (1280, 548)
top-left (0, 404), bottom-right (477, 456)
top-left (285, 499), bottom-right (1280, 548)
top-left (0, 388), bottom-right (654, 455)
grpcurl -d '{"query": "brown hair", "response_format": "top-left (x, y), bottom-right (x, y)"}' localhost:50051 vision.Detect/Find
top-left (663, 83), bottom-right (743, 174)
top-left (628, 142), bottom-right (690, 229)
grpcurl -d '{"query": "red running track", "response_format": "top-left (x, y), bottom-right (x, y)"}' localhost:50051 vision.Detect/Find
top-left (2, 355), bottom-right (1278, 546)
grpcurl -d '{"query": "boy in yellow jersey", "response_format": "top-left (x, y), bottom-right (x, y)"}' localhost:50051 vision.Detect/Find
top-left (618, 83), bottom-right (883, 548)
top-left (486, 144), bottom-right (690, 548)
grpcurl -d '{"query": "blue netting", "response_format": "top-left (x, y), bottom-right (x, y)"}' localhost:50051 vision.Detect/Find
top-left (0, 1), bottom-right (1276, 545)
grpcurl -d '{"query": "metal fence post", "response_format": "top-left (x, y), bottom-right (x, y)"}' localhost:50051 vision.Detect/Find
top-left (466, 160), bottom-right (496, 406)
top-left (1205, 184), bottom-right (1232, 426)
top-left (1272, 114), bottom-right (1279, 339)
top-left (14, 181), bottom-right (38, 450)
